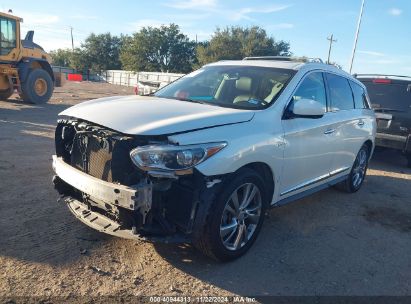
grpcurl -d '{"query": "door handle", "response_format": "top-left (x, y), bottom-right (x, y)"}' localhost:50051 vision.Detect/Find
top-left (358, 120), bottom-right (365, 126)
top-left (324, 129), bottom-right (336, 135)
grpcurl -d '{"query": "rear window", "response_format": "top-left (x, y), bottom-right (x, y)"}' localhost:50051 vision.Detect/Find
top-left (359, 79), bottom-right (411, 112)
top-left (349, 81), bottom-right (369, 109)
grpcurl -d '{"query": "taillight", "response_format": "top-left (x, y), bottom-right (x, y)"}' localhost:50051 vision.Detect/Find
top-left (373, 79), bottom-right (391, 84)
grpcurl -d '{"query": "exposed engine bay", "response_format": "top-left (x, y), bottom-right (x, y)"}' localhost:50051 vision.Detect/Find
top-left (53, 118), bottom-right (224, 242)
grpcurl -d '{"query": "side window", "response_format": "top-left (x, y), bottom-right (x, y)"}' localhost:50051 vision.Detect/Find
top-left (0, 17), bottom-right (16, 55)
top-left (326, 73), bottom-right (354, 111)
top-left (292, 72), bottom-right (327, 109)
top-left (350, 80), bottom-right (367, 109)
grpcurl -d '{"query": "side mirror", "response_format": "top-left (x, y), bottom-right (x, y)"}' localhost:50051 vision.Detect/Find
top-left (290, 98), bottom-right (325, 118)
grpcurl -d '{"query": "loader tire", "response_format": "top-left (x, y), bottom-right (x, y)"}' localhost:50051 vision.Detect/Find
top-left (21, 69), bottom-right (54, 104)
top-left (0, 87), bottom-right (13, 100)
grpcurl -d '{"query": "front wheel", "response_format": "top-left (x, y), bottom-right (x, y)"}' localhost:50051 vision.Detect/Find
top-left (336, 144), bottom-right (369, 193)
top-left (194, 168), bottom-right (268, 261)
top-left (21, 69), bottom-right (54, 104)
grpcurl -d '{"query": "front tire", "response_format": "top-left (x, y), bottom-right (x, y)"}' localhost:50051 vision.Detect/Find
top-left (194, 168), bottom-right (268, 261)
top-left (21, 69), bottom-right (54, 104)
top-left (336, 144), bottom-right (369, 193)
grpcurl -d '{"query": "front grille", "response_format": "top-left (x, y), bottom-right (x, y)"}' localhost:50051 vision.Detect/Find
top-left (71, 133), bottom-right (113, 181)
top-left (70, 132), bottom-right (142, 185)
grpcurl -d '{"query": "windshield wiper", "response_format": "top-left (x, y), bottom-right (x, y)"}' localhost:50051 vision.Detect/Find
top-left (175, 97), bottom-right (208, 105)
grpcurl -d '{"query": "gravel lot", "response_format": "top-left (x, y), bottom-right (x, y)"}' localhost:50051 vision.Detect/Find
top-left (1, 82), bottom-right (410, 299)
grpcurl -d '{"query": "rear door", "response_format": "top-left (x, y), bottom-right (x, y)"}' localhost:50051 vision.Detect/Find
top-left (359, 78), bottom-right (411, 138)
top-left (324, 73), bottom-right (367, 174)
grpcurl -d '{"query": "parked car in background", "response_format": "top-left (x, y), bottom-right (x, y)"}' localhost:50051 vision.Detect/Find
top-left (356, 75), bottom-right (411, 167)
top-left (133, 81), bottom-right (163, 96)
top-left (52, 58), bottom-right (376, 261)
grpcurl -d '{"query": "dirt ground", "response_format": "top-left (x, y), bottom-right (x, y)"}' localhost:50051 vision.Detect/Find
top-left (1, 82), bottom-right (410, 300)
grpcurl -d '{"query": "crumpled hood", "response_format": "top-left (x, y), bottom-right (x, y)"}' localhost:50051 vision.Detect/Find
top-left (59, 95), bottom-right (255, 135)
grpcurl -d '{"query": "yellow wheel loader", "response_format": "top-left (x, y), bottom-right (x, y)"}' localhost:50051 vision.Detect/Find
top-left (0, 12), bottom-right (55, 103)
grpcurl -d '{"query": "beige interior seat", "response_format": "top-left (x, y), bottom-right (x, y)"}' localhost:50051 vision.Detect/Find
top-left (264, 82), bottom-right (284, 103)
top-left (233, 77), bottom-right (253, 103)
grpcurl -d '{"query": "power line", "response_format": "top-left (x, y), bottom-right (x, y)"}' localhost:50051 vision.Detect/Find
top-left (326, 34), bottom-right (337, 64)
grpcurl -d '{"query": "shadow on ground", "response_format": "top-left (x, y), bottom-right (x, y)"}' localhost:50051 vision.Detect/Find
top-left (153, 170), bottom-right (411, 295)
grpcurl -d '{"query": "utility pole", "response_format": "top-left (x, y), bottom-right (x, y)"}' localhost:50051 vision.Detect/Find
top-left (70, 26), bottom-right (74, 51)
top-left (327, 34), bottom-right (337, 64)
top-left (349, 0), bottom-right (365, 73)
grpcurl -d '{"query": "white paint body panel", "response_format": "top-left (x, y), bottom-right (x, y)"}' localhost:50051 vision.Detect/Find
top-left (60, 95), bottom-right (254, 135)
top-left (59, 61), bottom-right (376, 205)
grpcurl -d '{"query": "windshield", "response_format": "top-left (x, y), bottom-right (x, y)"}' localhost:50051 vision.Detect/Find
top-left (0, 17), bottom-right (16, 56)
top-left (360, 80), bottom-right (411, 112)
top-left (154, 65), bottom-right (295, 109)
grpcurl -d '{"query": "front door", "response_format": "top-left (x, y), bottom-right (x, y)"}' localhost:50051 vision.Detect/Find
top-left (280, 72), bottom-right (337, 198)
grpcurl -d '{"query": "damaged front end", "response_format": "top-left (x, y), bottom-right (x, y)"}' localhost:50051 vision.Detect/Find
top-left (52, 118), bottom-right (225, 243)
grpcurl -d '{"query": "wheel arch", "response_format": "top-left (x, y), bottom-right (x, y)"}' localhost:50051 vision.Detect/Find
top-left (241, 162), bottom-right (275, 203)
top-left (363, 139), bottom-right (374, 159)
top-left (17, 59), bottom-right (55, 83)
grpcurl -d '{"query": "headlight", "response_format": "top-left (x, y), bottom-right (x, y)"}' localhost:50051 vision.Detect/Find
top-left (130, 142), bottom-right (227, 171)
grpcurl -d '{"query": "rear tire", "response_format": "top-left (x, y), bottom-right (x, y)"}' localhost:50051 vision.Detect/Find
top-left (194, 168), bottom-right (268, 262)
top-left (336, 144), bottom-right (369, 193)
top-left (0, 87), bottom-right (13, 100)
top-left (0, 76), bottom-right (14, 100)
top-left (21, 69), bottom-right (54, 104)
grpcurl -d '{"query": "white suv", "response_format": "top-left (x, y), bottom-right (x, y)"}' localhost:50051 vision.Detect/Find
top-left (52, 58), bottom-right (376, 261)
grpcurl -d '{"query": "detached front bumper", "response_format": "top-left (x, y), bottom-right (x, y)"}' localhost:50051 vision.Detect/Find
top-left (52, 155), bottom-right (156, 240)
top-left (52, 155), bottom-right (215, 243)
top-left (64, 197), bottom-right (188, 242)
top-left (52, 156), bottom-right (152, 212)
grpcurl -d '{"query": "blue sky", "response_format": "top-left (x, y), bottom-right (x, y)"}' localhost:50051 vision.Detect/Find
top-left (3, 0), bottom-right (410, 75)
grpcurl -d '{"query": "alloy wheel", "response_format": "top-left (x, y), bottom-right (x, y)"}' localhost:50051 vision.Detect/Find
top-left (352, 149), bottom-right (367, 188)
top-left (220, 183), bottom-right (262, 251)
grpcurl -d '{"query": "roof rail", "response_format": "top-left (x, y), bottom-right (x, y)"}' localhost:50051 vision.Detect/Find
top-left (354, 74), bottom-right (411, 79)
top-left (243, 56), bottom-right (324, 63)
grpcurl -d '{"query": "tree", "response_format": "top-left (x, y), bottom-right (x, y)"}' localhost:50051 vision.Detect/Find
top-left (49, 49), bottom-right (72, 67)
top-left (49, 48), bottom-right (89, 71)
top-left (120, 24), bottom-right (196, 73)
top-left (81, 33), bottom-right (123, 72)
top-left (69, 48), bottom-right (91, 72)
top-left (50, 33), bottom-right (124, 73)
top-left (196, 26), bottom-right (291, 66)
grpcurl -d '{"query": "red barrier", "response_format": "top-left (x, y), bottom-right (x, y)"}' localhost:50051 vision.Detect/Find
top-left (67, 74), bottom-right (83, 82)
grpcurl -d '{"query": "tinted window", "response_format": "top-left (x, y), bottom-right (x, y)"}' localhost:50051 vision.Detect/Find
top-left (360, 80), bottom-right (411, 112)
top-left (326, 74), bottom-right (354, 111)
top-left (350, 81), bottom-right (367, 109)
top-left (292, 72), bottom-right (327, 109)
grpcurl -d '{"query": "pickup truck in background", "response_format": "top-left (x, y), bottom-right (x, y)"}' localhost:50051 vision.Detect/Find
top-left (357, 75), bottom-right (411, 167)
